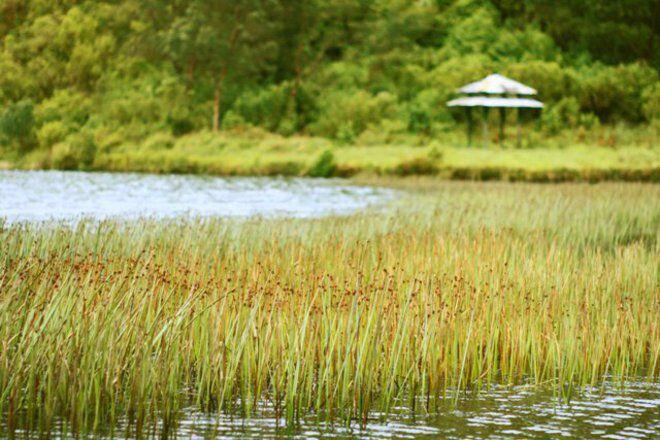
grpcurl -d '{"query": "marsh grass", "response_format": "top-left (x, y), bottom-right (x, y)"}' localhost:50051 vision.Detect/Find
top-left (0, 181), bottom-right (658, 435)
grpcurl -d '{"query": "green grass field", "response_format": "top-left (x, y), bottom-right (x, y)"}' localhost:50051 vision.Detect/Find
top-left (1, 180), bottom-right (658, 435)
top-left (4, 128), bottom-right (659, 182)
top-left (97, 131), bottom-right (659, 177)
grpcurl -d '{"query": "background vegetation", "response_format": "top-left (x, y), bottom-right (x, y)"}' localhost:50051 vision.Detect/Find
top-left (0, 0), bottom-right (658, 176)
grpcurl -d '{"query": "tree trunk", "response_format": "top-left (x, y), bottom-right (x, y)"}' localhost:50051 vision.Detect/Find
top-left (212, 67), bottom-right (229, 132)
top-left (186, 57), bottom-right (196, 84)
top-left (287, 43), bottom-right (304, 119)
top-left (212, 84), bottom-right (221, 132)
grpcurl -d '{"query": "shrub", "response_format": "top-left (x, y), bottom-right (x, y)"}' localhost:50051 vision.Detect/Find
top-left (51, 132), bottom-right (97, 170)
top-left (309, 90), bottom-right (398, 140)
top-left (334, 164), bottom-right (361, 178)
top-left (307, 150), bottom-right (336, 178)
top-left (542, 97), bottom-right (581, 134)
top-left (391, 157), bottom-right (439, 176)
top-left (504, 61), bottom-right (574, 103)
top-left (221, 111), bottom-right (248, 130)
top-left (641, 83), bottom-right (659, 122)
top-left (260, 161), bottom-right (303, 176)
top-left (35, 89), bottom-right (91, 127)
top-left (142, 132), bottom-right (175, 151)
top-left (442, 166), bottom-right (659, 183)
top-left (478, 167), bottom-right (502, 181)
top-left (0, 99), bottom-right (36, 151)
top-left (166, 111), bottom-right (194, 136)
top-left (577, 63), bottom-right (658, 123)
top-left (37, 121), bottom-right (70, 149)
top-left (427, 146), bottom-right (444, 162)
top-left (51, 142), bottom-right (78, 170)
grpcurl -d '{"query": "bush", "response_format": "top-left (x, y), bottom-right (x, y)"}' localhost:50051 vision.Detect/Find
top-left (333, 164), bottom-right (360, 178)
top-left (51, 132), bottom-right (97, 170)
top-left (35, 89), bottom-right (91, 127)
top-left (391, 157), bottom-right (439, 176)
top-left (504, 61), bottom-right (575, 102)
top-left (260, 161), bottom-right (303, 176)
top-left (221, 111), bottom-right (248, 130)
top-left (542, 97), bottom-right (581, 134)
top-left (641, 83), bottom-right (659, 122)
top-left (37, 120), bottom-right (70, 149)
top-left (307, 150), bottom-right (336, 178)
top-left (166, 111), bottom-right (194, 136)
top-left (309, 90), bottom-right (398, 140)
top-left (442, 166), bottom-right (659, 183)
top-left (51, 142), bottom-right (78, 170)
top-left (427, 146), bottom-right (444, 162)
top-left (0, 99), bottom-right (36, 151)
top-left (577, 63), bottom-right (658, 123)
top-left (142, 132), bottom-right (175, 151)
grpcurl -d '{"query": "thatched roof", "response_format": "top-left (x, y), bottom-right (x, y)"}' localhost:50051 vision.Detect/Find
top-left (458, 74), bottom-right (537, 96)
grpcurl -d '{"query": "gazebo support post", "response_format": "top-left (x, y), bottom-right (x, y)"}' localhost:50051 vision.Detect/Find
top-left (466, 107), bottom-right (473, 147)
top-left (499, 107), bottom-right (506, 146)
top-left (482, 106), bottom-right (489, 148)
top-left (516, 107), bottom-right (522, 148)
top-left (446, 75), bottom-right (544, 148)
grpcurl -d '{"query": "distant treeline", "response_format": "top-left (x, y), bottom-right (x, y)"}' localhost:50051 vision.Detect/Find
top-left (0, 0), bottom-right (658, 160)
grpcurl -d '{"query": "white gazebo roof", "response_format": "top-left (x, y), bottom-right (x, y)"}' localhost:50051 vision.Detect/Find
top-left (447, 96), bottom-right (544, 108)
top-left (458, 74), bottom-right (537, 95)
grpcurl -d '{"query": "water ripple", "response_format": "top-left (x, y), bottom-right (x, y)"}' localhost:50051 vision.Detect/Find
top-left (0, 170), bottom-right (392, 224)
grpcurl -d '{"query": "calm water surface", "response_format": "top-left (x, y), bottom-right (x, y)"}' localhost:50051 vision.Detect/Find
top-left (0, 170), bottom-right (391, 223)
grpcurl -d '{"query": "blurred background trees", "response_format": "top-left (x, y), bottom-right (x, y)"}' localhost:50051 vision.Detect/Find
top-left (0, 0), bottom-right (657, 161)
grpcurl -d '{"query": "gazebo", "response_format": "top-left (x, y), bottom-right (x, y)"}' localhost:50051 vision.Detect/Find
top-left (447, 74), bottom-right (543, 148)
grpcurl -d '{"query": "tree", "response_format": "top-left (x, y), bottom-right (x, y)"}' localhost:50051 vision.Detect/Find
top-left (163, 0), bottom-right (277, 131)
top-left (0, 99), bottom-right (35, 151)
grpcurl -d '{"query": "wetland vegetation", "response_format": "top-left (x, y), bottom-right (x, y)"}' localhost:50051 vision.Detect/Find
top-left (1, 180), bottom-right (657, 436)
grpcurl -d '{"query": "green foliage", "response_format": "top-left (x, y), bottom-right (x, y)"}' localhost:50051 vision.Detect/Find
top-left (392, 157), bottom-right (439, 176)
top-left (37, 121), bottom-right (70, 149)
top-left (542, 97), bottom-right (581, 134)
top-left (0, 0), bottom-right (657, 168)
top-left (0, 99), bottom-right (35, 151)
top-left (577, 63), bottom-right (658, 123)
top-left (166, 109), bottom-right (195, 136)
top-left (308, 149), bottom-right (336, 177)
top-left (641, 83), bottom-right (660, 122)
top-left (261, 160), bottom-right (302, 176)
top-left (310, 90), bottom-right (398, 141)
top-left (51, 131), bottom-right (97, 170)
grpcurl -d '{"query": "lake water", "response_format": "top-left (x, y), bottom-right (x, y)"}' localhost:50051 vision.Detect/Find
top-left (0, 170), bottom-right (390, 223)
top-left (6, 382), bottom-right (659, 439)
top-left (148, 383), bottom-right (660, 439)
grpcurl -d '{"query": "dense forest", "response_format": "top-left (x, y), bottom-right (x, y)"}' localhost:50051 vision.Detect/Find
top-left (0, 0), bottom-right (658, 170)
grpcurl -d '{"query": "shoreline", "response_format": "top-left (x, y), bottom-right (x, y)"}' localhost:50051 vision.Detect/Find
top-left (2, 159), bottom-right (659, 183)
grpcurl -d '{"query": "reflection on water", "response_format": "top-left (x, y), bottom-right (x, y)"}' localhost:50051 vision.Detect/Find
top-left (6, 382), bottom-right (658, 439)
top-left (433, 381), bottom-right (659, 439)
top-left (0, 170), bottom-right (391, 223)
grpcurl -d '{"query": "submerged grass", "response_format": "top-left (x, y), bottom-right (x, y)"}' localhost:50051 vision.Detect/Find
top-left (0, 181), bottom-right (658, 435)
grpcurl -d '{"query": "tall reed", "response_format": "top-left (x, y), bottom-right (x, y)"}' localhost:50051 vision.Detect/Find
top-left (0, 181), bottom-right (658, 434)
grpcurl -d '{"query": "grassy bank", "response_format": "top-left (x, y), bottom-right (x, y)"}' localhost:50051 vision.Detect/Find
top-left (1, 181), bottom-right (658, 435)
top-left (3, 129), bottom-right (659, 182)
